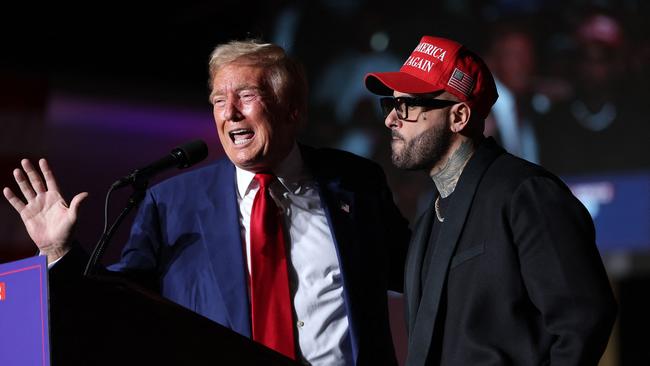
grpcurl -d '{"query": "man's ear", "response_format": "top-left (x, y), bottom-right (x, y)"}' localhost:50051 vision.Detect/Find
top-left (290, 108), bottom-right (300, 123)
top-left (288, 108), bottom-right (304, 127)
top-left (449, 102), bottom-right (471, 133)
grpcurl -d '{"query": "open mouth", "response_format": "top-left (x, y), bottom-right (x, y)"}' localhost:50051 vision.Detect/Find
top-left (229, 129), bottom-right (255, 145)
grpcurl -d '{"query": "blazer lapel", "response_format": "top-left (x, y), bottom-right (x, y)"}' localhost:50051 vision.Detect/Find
top-left (404, 194), bottom-right (436, 335)
top-left (303, 147), bottom-right (361, 363)
top-left (406, 138), bottom-right (503, 366)
top-left (322, 179), bottom-right (363, 362)
top-left (197, 161), bottom-right (251, 337)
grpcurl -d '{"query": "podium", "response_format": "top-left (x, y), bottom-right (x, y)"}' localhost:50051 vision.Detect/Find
top-left (48, 272), bottom-right (299, 366)
top-left (0, 256), bottom-right (51, 366)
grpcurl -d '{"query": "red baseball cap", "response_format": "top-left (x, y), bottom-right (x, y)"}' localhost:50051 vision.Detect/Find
top-left (576, 14), bottom-right (623, 48)
top-left (365, 36), bottom-right (498, 120)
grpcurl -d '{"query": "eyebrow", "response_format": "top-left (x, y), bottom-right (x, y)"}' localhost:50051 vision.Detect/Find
top-left (210, 85), bottom-right (264, 100)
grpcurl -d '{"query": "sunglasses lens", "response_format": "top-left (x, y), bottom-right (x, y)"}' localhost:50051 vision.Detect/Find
top-left (380, 98), bottom-right (395, 118)
top-left (395, 99), bottom-right (406, 119)
top-left (380, 98), bottom-right (408, 119)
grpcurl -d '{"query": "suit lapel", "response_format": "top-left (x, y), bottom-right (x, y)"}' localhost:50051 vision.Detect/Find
top-left (197, 161), bottom-right (251, 337)
top-left (302, 147), bottom-right (361, 363)
top-left (404, 194), bottom-right (436, 335)
top-left (406, 138), bottom-right (503, 366)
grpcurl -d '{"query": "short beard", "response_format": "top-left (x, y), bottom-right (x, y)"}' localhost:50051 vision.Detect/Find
top-left (391, 121), bottom-right (452, 171)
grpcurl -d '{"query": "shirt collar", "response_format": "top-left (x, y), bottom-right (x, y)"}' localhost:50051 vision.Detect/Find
top-left (235, 143), bottom-right (308, 198)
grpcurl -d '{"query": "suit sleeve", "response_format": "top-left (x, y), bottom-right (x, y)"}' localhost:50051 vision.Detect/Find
top-left (107, 189), bottom-right (163, 290)
top-left (509, 176), bottom-right (617, 365)
top-left (376, 167), bottom-right (411, 292)
top-left (45, 190), bottom-right (162, 293)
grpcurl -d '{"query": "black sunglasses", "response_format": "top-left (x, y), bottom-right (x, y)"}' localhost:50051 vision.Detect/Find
top-left (379, 96), bottom-right (458, 121)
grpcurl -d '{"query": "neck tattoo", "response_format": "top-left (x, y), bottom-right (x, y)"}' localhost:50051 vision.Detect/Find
top-left (431, 140), bottom-right (475, 198)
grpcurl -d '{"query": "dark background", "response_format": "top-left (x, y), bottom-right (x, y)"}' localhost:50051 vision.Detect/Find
top-left (1, 1), bottom-right (648, 365)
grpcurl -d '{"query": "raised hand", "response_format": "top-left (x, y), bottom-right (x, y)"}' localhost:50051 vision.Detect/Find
top-left (3, 159), bottom-right (88, 263)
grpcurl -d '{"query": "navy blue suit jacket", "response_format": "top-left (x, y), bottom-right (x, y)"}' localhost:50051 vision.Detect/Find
top-left (105, 146), bottom-right (410, 365)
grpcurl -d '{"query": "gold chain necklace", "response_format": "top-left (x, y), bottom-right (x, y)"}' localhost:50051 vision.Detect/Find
top-left (435, 196), bottom-right (444, 222)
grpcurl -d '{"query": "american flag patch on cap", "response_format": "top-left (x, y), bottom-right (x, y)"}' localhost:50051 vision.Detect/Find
top-left (447, 68), bottom-right (474, 97)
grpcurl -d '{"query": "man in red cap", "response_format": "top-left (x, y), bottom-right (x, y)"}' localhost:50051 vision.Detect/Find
top-left (365, 35), bottom-right (617, 365)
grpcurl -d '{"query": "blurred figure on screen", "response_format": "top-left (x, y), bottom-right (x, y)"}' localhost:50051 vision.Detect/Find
top-left (484, 20), bottom-right (542, 164)
top-left (537, 11), bottom-right (650, 175)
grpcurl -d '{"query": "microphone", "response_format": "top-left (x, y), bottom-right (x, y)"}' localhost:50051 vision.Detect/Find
top-left (85, 139), bottom-right (208, 276)
top-left (112, 139), bottom-right (208, 189)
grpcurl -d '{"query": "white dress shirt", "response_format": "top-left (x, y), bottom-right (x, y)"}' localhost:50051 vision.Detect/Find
top-left (492, 77), bottom-right (540, 164)
top-left (235, 144), bottom-right (352, 365)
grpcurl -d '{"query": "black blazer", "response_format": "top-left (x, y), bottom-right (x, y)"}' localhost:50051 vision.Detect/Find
top-left (404, 138), bottom-right (617, 365)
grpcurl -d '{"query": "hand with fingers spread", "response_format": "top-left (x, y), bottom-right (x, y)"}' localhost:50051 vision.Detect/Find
top-left (3, 159), bottom-right (88, 263)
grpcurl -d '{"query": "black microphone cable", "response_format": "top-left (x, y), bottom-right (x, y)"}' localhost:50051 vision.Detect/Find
top-left (83, 139), bottom-right (208, 276)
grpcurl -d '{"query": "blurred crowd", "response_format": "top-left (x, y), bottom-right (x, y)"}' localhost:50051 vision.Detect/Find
top-left (268, 1), bottom-right (649, 219)
top-left (1, 0), bottom-right (646, 246)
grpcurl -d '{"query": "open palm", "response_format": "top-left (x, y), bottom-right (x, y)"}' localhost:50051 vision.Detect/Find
top-left (3, 159), bottom-right (87, 261)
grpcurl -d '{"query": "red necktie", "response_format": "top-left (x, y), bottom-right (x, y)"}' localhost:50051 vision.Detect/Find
top-left (249, 173), bottom-right (296, 359)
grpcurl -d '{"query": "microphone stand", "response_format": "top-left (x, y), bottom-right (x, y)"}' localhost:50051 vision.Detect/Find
top-left (83, 177), bottom-right (148, 277)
